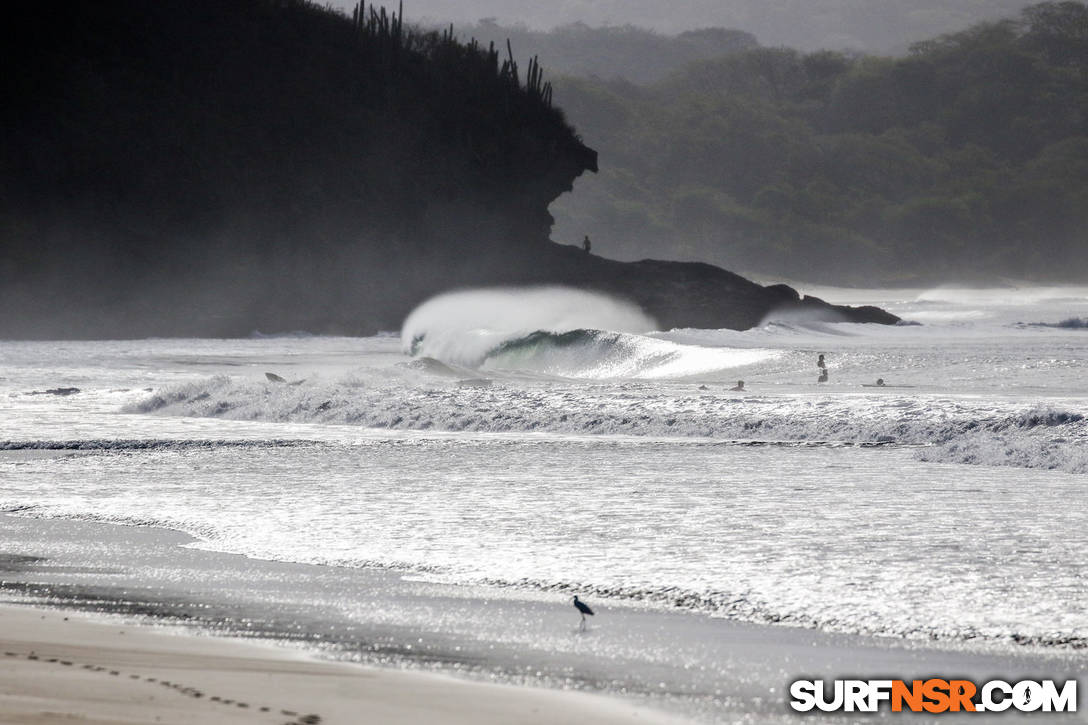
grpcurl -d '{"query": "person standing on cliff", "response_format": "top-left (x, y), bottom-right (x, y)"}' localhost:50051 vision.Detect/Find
top-left (583, 235), bottom-right (591, 253)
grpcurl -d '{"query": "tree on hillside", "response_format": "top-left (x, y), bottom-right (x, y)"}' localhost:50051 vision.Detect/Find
top-left (548, 1), bottom-right (1088, 284)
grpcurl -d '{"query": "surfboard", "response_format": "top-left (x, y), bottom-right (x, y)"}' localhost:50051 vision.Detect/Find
top-left (264, 372), bottom-right (306, 385)
top-left (861, 384), bottom-right (916, 388)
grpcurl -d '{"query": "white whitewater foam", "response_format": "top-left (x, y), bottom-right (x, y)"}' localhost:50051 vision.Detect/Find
top-left (4, 292), bottom-right (1088, 662)
top-left (482, 330), bottom-right (780, 379)
top-left (122, 374), bottom-right (1088, 473)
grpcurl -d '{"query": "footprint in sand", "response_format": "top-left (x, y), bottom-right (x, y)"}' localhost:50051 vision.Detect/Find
top-left (14, 648), bottom-right (323, 723)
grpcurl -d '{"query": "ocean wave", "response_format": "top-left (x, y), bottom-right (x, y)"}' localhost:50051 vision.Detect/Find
top-left (1020, 318), bottom-right (1088, 329)
top-left (473, 576), bottom-right (1086, 650)
top-left (910, 407), bottom-right (1088, 473)
top-left (0, 506), bottom-right (222, 541)
top-left (479, 328), bottom-right (779, 379)
top-left (919, 433), bottom-right (1088, 474)
top-left (399, 286), bottom-right (780, 379)
top-left (5, 505), bottom-right (1082, 652)
top-left (0, 438), bottom-right (317, 451)
top-left (402, 286), bottom-right (657, 367)
top-left (125, 376), bottom-right (1088, 474)
top-left (1007, 409), bottom-right (1084, 427)
top-left (406, 323), bottom-right (780, 380)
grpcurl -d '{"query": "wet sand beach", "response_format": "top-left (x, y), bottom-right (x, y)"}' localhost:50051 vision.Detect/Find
top-left (1, 515), bottom-right (1085, 723)
top-left (0, 604), bottom-right (681, 725)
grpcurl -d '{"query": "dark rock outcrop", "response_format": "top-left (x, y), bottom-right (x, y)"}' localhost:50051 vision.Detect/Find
top-left (417, 242), bottom-right (899, 331)
top-left (537, 250), bottom-right (901, 329)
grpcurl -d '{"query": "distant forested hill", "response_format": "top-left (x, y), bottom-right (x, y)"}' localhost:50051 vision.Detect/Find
top-left (548, 1), bottom-right (1088, 284)
top-left (443, 22), bottom-right (759, 84)
top-left (385, 0), bottom-right (1035, 54)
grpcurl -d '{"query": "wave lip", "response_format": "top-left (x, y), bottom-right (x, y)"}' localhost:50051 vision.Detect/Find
top-left (402, 286), bottom-right (657, 367)
top-left (402, 286), bottom-right (776, 379)
top-left (483, 328), bottom-right (779, 379)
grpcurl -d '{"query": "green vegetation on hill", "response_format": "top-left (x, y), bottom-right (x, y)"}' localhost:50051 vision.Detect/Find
top-left (398, 0), bottom-right (1035, 54)
top-left (549, 1), bottom-right (1088, 284)
top-left (446, 22), bottom-right (758, 84)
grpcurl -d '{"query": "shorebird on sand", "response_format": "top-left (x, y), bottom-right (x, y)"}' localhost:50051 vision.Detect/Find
top-left (573, 595), bottom-right (594, 631)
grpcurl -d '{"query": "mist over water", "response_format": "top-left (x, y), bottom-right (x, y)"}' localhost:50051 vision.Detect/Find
top-left (327, 0), bottom-right (1036, 52)
top-left (402, 287), bottom-right (657, 357)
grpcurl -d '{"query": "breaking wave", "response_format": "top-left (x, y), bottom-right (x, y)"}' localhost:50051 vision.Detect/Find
top-left (467, 576), bottom-right (1087, 650)
top-left (402, 287), bottom-right (777, 379)
top-left (0, 439), bottom-right (317, 451)
top-left (480, 328), bottom-right (778, 379)
top-left (918, 408), bottom-right (1088, 473)
top-left (126, 375), bottom-right (1088, 474)
top-left (403, 286), bottom-right (656, 362)
top-left (1020, 317), bottom-right (1088, 329)
top-left (0, 506), bottom-right (222, 541)
top-left (4, 504), bottom-right (1082, 650)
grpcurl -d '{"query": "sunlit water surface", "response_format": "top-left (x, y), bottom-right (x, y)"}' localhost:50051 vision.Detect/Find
top-left (2, 286), bottom-right (1087, 721)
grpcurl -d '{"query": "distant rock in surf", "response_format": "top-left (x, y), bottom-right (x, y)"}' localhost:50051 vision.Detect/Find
top-left (476, 246), bottom-right (901, 330)
top-left (28, 388), bottom-right (81, 396)
top-left (1021, 317), bottom-right (1088, 329)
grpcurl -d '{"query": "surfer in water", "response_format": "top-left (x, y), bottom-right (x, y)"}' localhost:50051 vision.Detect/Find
top-left (816, 353), bottom-right (828, 383)
top-left (730, 380), bottom-right (745, 391)
top-left (875, 378), bottom-right (886, 387)
top-left (583, 235), bottom-right (591, 253)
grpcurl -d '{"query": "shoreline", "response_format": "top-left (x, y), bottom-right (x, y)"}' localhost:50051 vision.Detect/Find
top-left (4, 478), bottom-right (1086, 653)
top-left (2, 513), bottom-right (1086, 724)
top-left (0, 602), bottom-right (684, 725)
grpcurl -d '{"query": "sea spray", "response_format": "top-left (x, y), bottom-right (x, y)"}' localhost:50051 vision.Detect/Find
top-left (401, 287), bottom-right (658, 367)
top-left (399, 287), bottom-right (780, 378)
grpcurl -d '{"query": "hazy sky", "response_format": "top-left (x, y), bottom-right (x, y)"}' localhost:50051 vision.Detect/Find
top-left (331, 0), bottom-right (1035, 52)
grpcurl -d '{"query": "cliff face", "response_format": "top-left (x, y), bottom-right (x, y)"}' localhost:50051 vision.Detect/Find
top-left (0, 0), bottom-right (895, 339)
